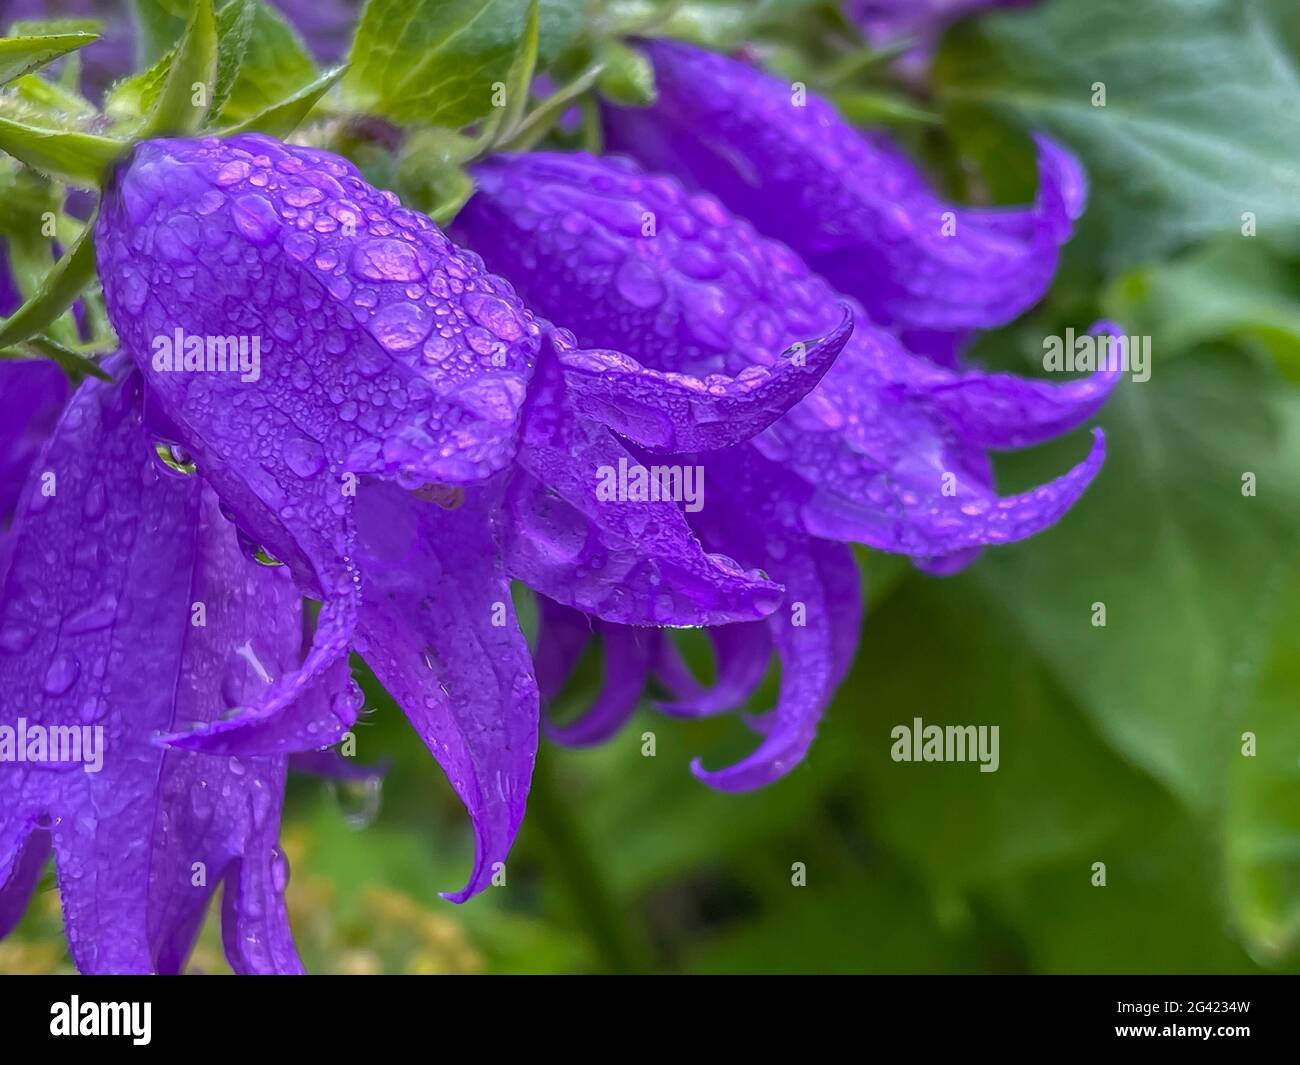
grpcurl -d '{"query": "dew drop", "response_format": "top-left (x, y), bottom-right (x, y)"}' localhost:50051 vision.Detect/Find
top-left (42, 653), bottom-right (79, 696)
top-left (329, 775), bottom-right (383, 831)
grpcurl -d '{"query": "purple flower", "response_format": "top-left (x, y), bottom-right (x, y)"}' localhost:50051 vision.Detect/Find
top-left (0, 358), bottom-right (303, 972)
top-left (0, 130), bottom-right (815, 972)
top-left (451, 149), bottom-right (1117, 786)
top-left (603, 38), bottom-right (1082, 363)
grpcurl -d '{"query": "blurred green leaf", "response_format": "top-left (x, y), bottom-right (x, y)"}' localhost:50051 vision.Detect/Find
top-left (854, 575), bottom-right (1166, 888)
top-left (935, 0), bottom-right (1300, 270)
top-left (130, 0), bottom-right (193, 64)
top-left (975, 354), bottom-right (1300, 815)
top-left (598, 41), bottom-right (656, 106)
top-left (988, 817), bottom-right (1267, 974)
top-left (1104, 237), bottom-right (1300, 376)
top-left (1223, 564), bottom-right (1300, 966)
top-left (0, 32), bottom-right (99, 87)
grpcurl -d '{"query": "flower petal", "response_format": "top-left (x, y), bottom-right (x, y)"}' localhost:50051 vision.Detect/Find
top-left (545, 623), bottom-right (655, 747)
top-left (0, 826), bottom-right (48, 939)
top-left (0, 369), bottom-right (302, 973)
top-left (0, 359), bottom-right (67, 525)
top-left (503, 332), bottom-right (782, 626)
top-left (148, 488), bottom-right (305, 974)
top-left (604, 40), bottom-right (1084, 335)
top-left (353, 479), bottom-right (538, 904)
top-left (551, 307), bottom-right (853, 453)
top-left (458, 151), bottom-right (1110, 561)
top-left (534, 596), bottom-right (594, 701)
top-left (654, 623), bottom-right (773, 719)
top-left (96, 133), bottom-right (538, 738)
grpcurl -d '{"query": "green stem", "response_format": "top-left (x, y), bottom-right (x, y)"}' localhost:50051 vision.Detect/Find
top-left (527, 756), bottom-right (647, 974)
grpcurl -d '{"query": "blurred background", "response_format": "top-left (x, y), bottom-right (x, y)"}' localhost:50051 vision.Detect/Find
top-left (3, 0), bottom-right (1299, 974)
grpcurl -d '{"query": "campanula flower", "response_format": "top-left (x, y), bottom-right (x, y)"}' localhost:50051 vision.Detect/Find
top-left (2, 125), bottom-right (837, 969)
top-left (451, 149), bottom-right (1117, 787)
top-left (603, 38), bottom-right (1082, 363)
top-left (0, 358), bottom-right (306, 972)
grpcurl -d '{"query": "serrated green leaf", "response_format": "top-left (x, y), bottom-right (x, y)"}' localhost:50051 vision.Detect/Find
top-left (0, 220), bottom-right (98, 349)
top-left (141, 0), bottom-right (219, 136)
top-left (216, 0), bottom-right (318, 124)
top-left (345, 0), bottom-right (539, 128)
top-left (212, 0), bottom-right (257, 116)
top-left (935, 0), bottom-right (1300, 269)
top-left (0, 116), bottom-right (125, 187)
top-left (220, 65), bottom-right (345, 138)
top-left (0, 32), bottom-right (100, 87)
top-left (111, 1), bottom-right (268, 132)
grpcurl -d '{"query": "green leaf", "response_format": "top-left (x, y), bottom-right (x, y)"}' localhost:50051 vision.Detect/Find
top-left (0, 32), bottom-right (100, 87)
top-left (853, 576), bottom-right (1165, 889)
top-left (597, 41), bottom-right (656, 107)
top-left (1104, 237), bottom-right (1300, 377)
top-left (140, 0), bottom-right (219, 136)
top-left (1, 335), bottom-right (111, 382)
top-left (220, 65), bottom-right (346, 138)
top-left (344, 0), bottom-right (539, 127)
top-left (216, 0), bottom-right (318, 124)
top-left (1224, 563), bottom-right (1300, 965)
top-left (212, 0), bottom-right (257, 116)
top-left (832, 89), bottom-right (939, 128)
top-left (396, 127), bottom-right (477, 226)
top-left (0, 220), bottom-right (98, 349)
top-left (0, 115), bottom-right (125, 187)
top-left (111, 1), bottom-right (279, 132)
top-left (934, 0), bottom-right (1300, 270)
top-left (498, 0), bottom-right (540, 143)
top-left (973, 354), bottom-right (1300, 816)
top-left (7, 71), bottom-right (97, 118)
top-left (130, 0), bottom-right (192, 64)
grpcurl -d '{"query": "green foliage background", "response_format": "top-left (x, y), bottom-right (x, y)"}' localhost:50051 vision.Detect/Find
top-left (3, 0), bottom-right (1299, 974)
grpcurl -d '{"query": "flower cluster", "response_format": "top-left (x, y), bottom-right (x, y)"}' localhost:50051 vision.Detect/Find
top-left (0, 31), bottom-right (1114, 973)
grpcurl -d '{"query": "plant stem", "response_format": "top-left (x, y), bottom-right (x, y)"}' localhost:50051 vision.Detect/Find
top-left (528, 755), bottom-right (647, 974)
